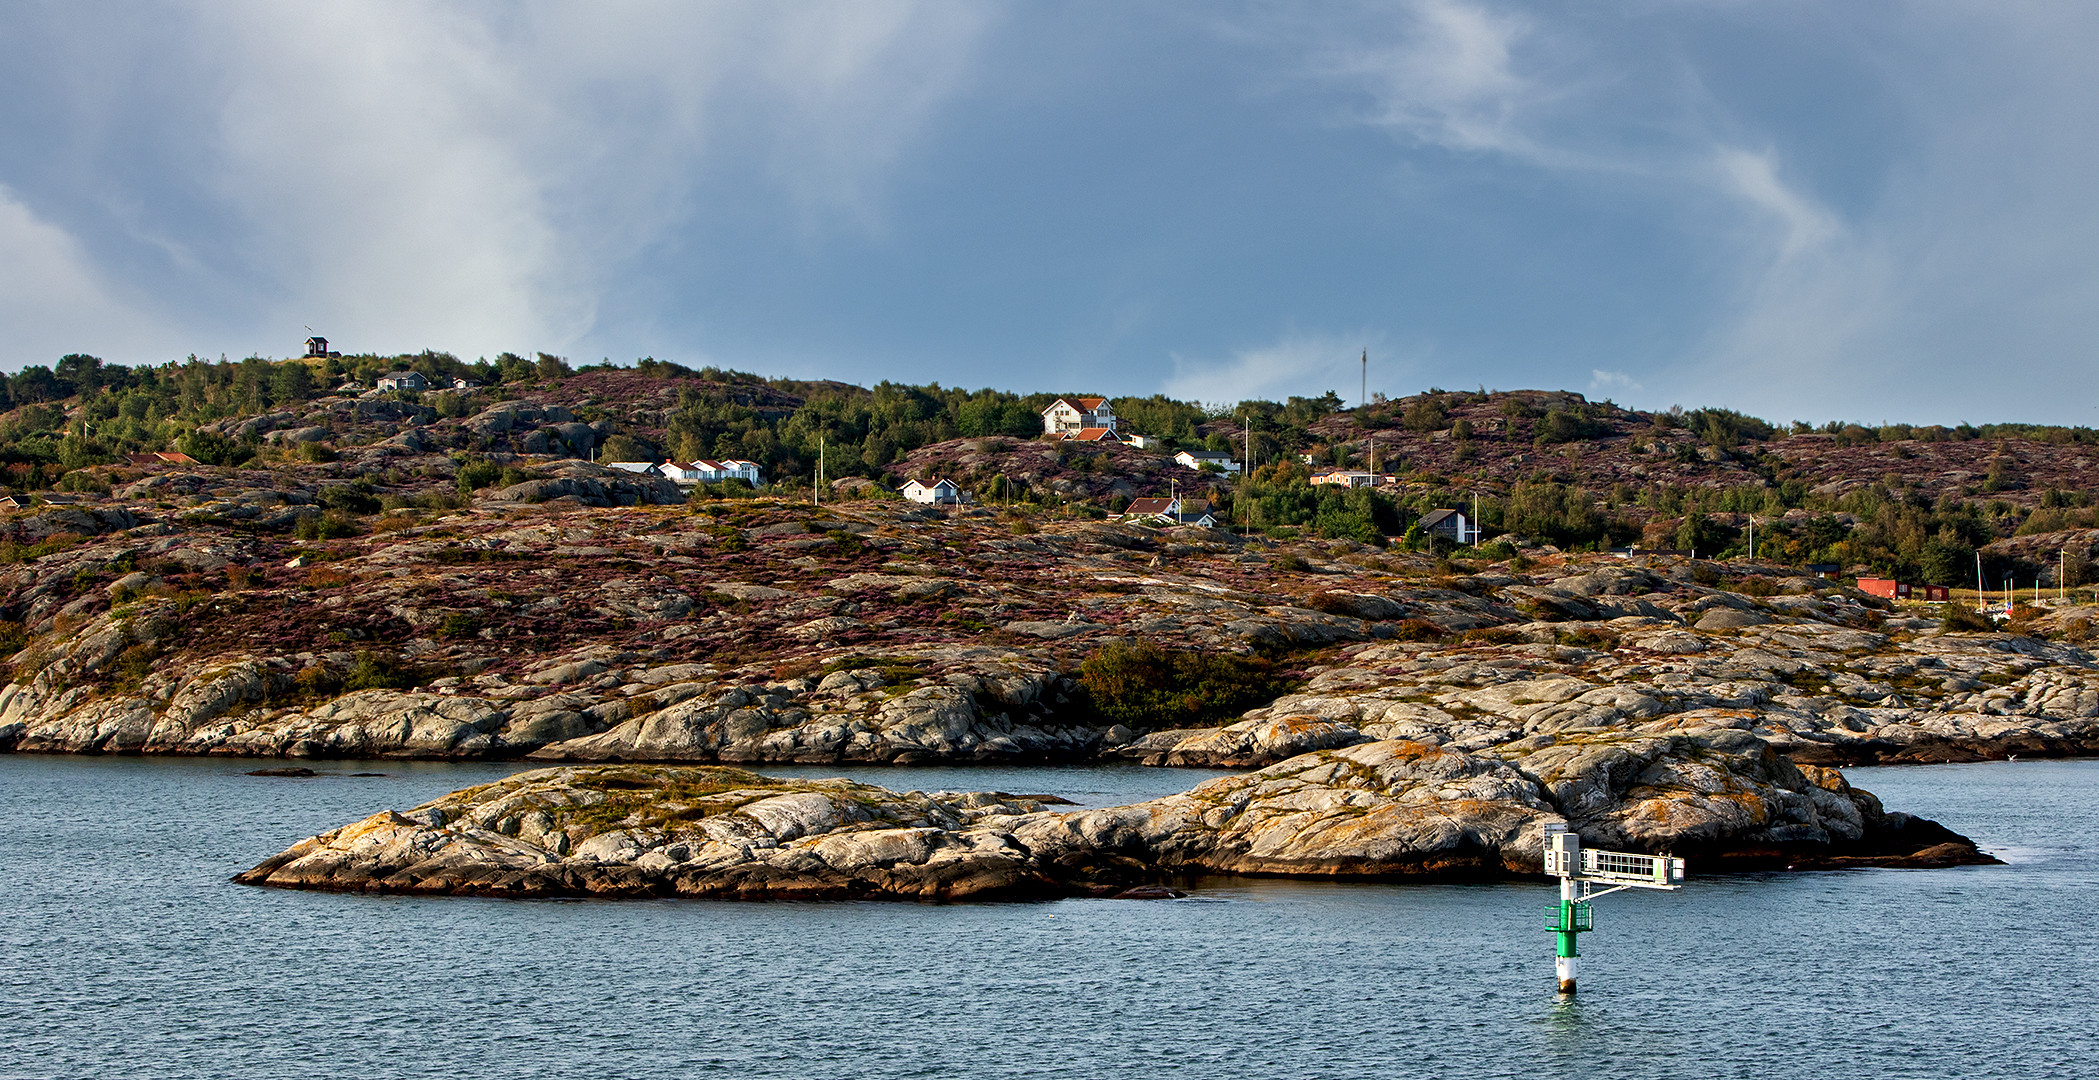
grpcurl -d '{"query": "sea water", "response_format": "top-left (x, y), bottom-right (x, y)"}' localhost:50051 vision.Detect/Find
top-left (0, 755), bottom-right (2093, 1080)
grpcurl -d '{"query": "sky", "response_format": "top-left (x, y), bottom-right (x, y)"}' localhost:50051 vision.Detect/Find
top-left (2, 1), bottom-right (2096, 426)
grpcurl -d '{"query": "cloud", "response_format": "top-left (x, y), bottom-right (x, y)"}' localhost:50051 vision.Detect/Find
top-left (1330, 0), bottom-right (1534, 155)
top-left (1162, 333), bottom-right (1392, 408)
top-left (0, 1), bottom-right (993, 364)
top-left (1588, 368), bottom-right (1641, 395)
top-left (1712, 147), bottom-right (1840, 261)
top-left (0, 186), bottom-right (171, 367)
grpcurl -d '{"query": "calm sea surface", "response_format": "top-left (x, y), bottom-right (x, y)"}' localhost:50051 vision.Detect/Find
top-left (1, 755), bottom-right (2093, 1080)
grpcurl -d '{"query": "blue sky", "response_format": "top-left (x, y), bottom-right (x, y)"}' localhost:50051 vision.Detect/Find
top-left (2, 1), bottom-right (2096, 425)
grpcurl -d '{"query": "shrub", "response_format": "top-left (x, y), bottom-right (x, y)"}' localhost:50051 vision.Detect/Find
top-left (1077, 641), bottom-right (1295, 729)
top-left (297, 442), bottom-right (337, 463)
top-left (1273, 552), bottom-right (1310, 573)
top-left (294, 663), bottom-right (344, 699)
top-left (455, 456), bottom-right (504, 494)
top-left (342, 652), bottom-right (415, 692)
top-left (1555, 627), bottom-right (1620, 650)
top-left (1461, 627), bottom-right (1525, 646)
top-left (1301, 591), bottom-right (1359, 615)
top-left (1939, 606), bottom-right (1996, 634)
top-left (294, 510), bottom-right (359, 540)
top-left (1387, 619), bottom-right (1445, 642)
top-left (318, 481), bottom-right (381, 515)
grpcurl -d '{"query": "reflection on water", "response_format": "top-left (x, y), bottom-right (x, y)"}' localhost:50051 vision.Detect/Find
top-left (1, 754), bottom-right (2094, 1079)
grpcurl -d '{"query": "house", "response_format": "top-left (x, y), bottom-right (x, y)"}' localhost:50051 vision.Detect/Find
top-left (1419, 508), bottom-right (1477, 545)
top-left (901, 478), bottom-right (963, 505)
top-left (128, 451), bottom-right (199, 466)
top-left (450, 377), bottom-right (481, 391)
top-left (1041, 397), bottom-right (1116, 437)
top-left (304, 336), bottom-right (341, 359)
top-left (1065, 427), bottom-right (1123, 443)
top-left (604, 461), bottom-right (667, 478)
top-left (374, 371), bottom-right (430, 392)
top-left (1122, 434), bottom-right (1157, 449)
top-left (691, 459), bottom-right (764, 485)
top-left (1174, 450), bottom-right (1241, 474)
top-left (1857, 578), bottom-right (1951, 602)
top-left (1805, 563), bottom-right (1842, 578)
top-left (658, 462), bottom-right (705, 485)
top-left (0, 495), bottom-right (30, 508)
top-left (1121, 496), bottom-right (1216, 528)
top-left (1310, 470), bottom-right (1376, 488)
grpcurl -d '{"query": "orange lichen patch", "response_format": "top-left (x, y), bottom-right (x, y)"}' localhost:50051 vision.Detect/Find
top-left (336, 810), bottom-right (421, 844)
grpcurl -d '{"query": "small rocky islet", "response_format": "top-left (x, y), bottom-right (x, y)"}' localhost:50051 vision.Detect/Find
top-left (236, 732), bottom-right (1988, 900)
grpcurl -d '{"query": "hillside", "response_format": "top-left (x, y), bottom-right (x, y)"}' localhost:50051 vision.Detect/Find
top-left (4, 357), bottom-right (2099, 876)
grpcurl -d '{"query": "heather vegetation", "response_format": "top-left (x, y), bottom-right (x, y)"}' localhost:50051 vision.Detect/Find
top-left (7, 351), bottom-right (2099, 585)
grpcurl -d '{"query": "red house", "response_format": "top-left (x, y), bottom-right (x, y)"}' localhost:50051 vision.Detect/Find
top-left (1857, 578), bottom-right (1950, 601)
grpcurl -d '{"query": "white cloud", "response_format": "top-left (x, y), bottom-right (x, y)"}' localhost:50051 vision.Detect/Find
top-left (1713, 147), bottom-right (1840, 260)
top-left (1589, 368), bottom-right (1641, 395)
top-left (1, 1), bottom-right (992, 364)
top-left (1334, 0), bottom-right (1534, 155)
top-left (0, 187), bottom-right (172, 367)
top-left (1162, 333), bottom-right (1393, 407)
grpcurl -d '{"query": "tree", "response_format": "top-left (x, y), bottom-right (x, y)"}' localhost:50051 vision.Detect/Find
top-left (54, 354), bottom-right (104, 395)
top-left (1673, 512), bottom-right (1731, 556)
top-left (1403, 395), bottom-right (1449, 432)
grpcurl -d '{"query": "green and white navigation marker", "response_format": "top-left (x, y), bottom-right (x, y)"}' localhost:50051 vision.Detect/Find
top-left (1541, 822), bottom-right (1685, 994)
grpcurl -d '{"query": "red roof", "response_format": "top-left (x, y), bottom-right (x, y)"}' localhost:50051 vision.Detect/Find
top-left (1125, 498), bottom-right (1175, 515)
top-left (1044, 396), bottom-right (1110, 413)
top-left (1067, 427), bottom-right (1120, 441)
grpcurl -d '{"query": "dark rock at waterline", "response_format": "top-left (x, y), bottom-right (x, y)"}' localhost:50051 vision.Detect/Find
top-left (248, 767), bottom-right (318, 777)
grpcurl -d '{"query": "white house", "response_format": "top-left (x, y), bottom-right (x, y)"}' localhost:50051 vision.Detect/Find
top-left (901, 478), bottom-right (963, 505)
top-left (1419, 508), bottom-right (1478, 544)
top-left (691, 459), bottom-right (765, 485)
top-left (374, 371), bottom-right (430, 392)
top-left (1174, 449), bottom-right (1241, 474)
top-left (1121, 496), bottom-right (1216, 528)
top-left (1041, 397), bottom-right (1116, 437)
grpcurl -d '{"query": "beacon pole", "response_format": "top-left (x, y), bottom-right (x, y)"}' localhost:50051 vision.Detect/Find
top-left (1541, 822), bottom-right (1684, 994)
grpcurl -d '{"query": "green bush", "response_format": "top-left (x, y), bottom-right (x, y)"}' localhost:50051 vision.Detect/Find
top-left (455, 456), bottom-right (504, 494)
top-left (293, 510), bottom-right (359, 540)
top-left (342, 652), bottom-right (415, 692)
top-left (1077, 641), bottom-right (1295, 729)
top-left (318, 481), bottom-right (380, 514)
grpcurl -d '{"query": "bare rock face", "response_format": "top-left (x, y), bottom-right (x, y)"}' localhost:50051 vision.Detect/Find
top-left (235, 766), bottom-right (1071, 901)
top-left (237, 734), bottom-right (1992, 902)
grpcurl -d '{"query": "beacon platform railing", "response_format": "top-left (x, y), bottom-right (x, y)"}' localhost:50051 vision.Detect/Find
top-left (1580, 848), bottom-right (1686, 887)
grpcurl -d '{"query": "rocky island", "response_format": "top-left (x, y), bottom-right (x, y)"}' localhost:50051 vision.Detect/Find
top-left (2, 358), bottom-right (2092, 891)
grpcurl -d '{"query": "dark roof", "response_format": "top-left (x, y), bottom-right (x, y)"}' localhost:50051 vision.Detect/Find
top-left (1420, 508), bottom-right (1465, 527)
